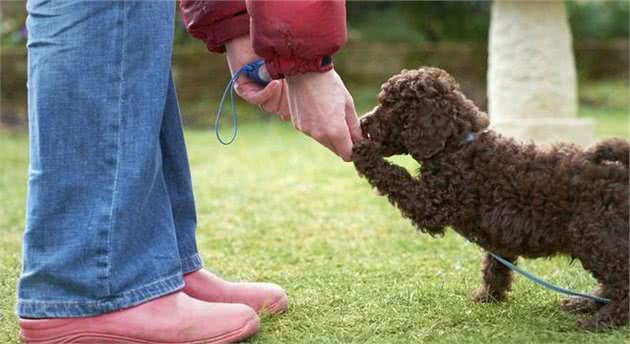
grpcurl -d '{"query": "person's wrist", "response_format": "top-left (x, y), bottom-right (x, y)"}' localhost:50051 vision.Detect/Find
top-left (286, 69), bottom-right (335, 87)
top-left (225, 35), bottom-right (259, 75)
top-left (225, 35), bottom-right (252, 56)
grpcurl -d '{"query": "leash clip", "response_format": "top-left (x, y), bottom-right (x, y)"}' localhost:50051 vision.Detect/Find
top-left (241, 59), bottom-right (271, 87)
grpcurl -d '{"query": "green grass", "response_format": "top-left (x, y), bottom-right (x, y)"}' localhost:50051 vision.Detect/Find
top-left (1, 104), bottom-right (629, 343)
top-left (578, 79), bottom-right (630, 139)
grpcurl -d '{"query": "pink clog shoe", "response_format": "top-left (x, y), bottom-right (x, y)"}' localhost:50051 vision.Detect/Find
top-left (183, 269), bottom-right (288, 314)
top-left (20, 291), bottom-right (259, 343)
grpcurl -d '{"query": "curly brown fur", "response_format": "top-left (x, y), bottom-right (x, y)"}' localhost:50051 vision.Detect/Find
top-left (352, 67), bottom-right (629, 330)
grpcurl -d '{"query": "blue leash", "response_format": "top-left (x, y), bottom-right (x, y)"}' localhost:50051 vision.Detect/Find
top-left (215, 69), bottom-right (241, 145)
top-left (488, 253), bottom-right (610, 304)
top-left (215, 59), bottom-right (270, 145)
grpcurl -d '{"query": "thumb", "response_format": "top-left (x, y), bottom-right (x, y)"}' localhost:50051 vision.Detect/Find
top-left (235, 79), bottom-right (280, 104)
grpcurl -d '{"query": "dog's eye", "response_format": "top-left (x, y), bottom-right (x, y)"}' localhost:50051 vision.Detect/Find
top-left (366, 132), bottom-right (372, 139)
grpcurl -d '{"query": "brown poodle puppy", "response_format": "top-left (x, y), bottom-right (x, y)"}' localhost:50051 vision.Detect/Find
top-left (352, 67), bottom-right (629, 330)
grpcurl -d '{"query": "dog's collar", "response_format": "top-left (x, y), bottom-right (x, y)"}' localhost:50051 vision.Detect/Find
top-left (463, 132), bottom-right (479, 144)
top-left (463, 130), bottom-right (486, 145)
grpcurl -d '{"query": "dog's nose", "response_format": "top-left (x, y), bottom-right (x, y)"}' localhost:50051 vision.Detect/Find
top-left (360, 116), bottom-right (370, 132)
top-left (359, 116), bottom-right (375, 140)
top-left (359, 112), bottom-right (372, 127)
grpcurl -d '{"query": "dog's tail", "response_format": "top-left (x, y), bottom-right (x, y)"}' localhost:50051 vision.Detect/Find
top-left (584, 137), bottom-right (629, 168)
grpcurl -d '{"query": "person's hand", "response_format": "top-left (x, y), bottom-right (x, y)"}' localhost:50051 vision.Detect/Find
top-left (286, 70), bottom-right (362, 161)
top-left (225, 36), bottom-right (290, 120)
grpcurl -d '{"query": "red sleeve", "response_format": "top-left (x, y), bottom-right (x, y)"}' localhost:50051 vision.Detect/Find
top-left (247, 0), bottom-right (347, 79)
top-left (180, 0), bottom-right (347, 78)
top-left (179, 0), bottom-right (250, 53)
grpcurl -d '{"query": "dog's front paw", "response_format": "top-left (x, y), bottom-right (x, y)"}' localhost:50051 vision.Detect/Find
top-left (351, 141), bottom-right (383, 159)
top-left (351, 142), bottom-right (389, 176)
top-left (472, 286), bottom-right (506, 303)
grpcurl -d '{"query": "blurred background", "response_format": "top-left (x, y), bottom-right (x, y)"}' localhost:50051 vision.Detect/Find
top-left (0, 3), bottom-right (628, 341)
top-left (1, 0), bottom-right (628, 129)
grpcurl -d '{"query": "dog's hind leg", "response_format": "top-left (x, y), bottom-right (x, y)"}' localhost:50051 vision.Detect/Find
top-left (576, 252), bottom-right (629, 330)
top-left (576, 282), bottom-right (629, 330)
top-left (571, 218), bottom-right (629, 330)
top-left (472, 253), bottom-right (516, 303)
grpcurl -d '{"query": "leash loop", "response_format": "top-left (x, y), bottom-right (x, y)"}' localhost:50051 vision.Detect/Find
top-left (215, 59), bottom-right (270, 145)
top-left (489, 253), bottom-right (610, 304)
top-left (215, 69), bottom-right (243, 145)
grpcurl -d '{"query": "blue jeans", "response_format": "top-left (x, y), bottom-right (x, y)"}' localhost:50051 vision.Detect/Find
top-left (17, 0), bottom-right (202, 318)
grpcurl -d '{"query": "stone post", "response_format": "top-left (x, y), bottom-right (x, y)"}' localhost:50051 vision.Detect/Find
top-left (488, 0), bottom-right (593, 145)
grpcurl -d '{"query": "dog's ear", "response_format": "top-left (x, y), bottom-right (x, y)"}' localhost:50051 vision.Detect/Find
top-left (410, 138), bottom-right (445, 160)
top-left (395, 68), bottom-right (460, 160)
top-left (401, 109), bottom-right (454, 160)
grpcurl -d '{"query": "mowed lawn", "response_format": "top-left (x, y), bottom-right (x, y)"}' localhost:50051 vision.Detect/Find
top-left (1, 104), bottom-right (629, 343)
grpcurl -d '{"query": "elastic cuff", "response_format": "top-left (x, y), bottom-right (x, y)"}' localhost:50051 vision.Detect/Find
top-left (180, 253), bottom-right (203, 274)
top-left (16, 273), bottom-right (184, 318)
top-left (265, 55), bottom-right (334, 79)
top-left (204, 13), bottom-right (250, 54)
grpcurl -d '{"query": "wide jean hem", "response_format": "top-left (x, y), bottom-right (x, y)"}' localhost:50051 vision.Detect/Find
top-left (181, 253), bottom-right (203, 275)
top-left (16, 272), bottom-right (184, 318)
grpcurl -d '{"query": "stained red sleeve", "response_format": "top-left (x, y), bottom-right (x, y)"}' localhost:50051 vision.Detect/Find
top-left (179, 0), bottom-right (250, 53)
